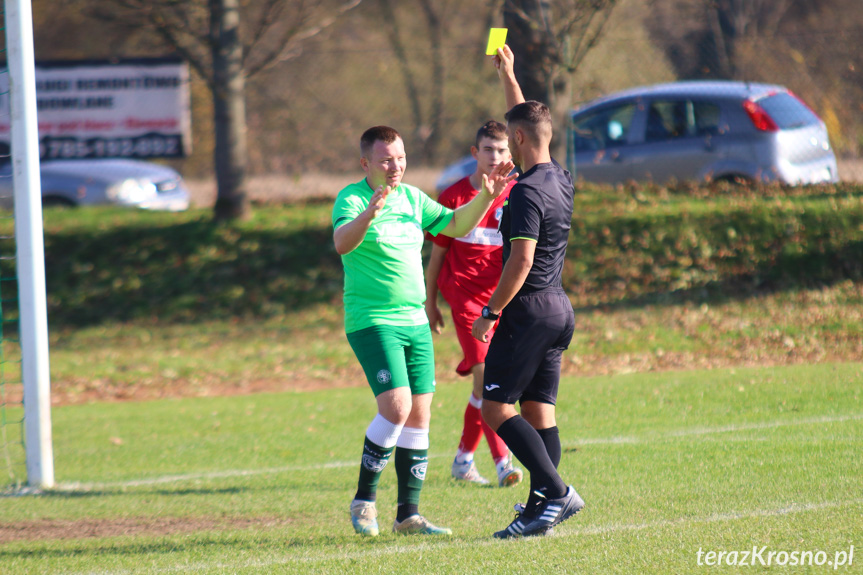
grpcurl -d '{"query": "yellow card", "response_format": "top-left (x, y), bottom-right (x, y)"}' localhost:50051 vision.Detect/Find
top-left (486, 28), bottom-right (508, 56)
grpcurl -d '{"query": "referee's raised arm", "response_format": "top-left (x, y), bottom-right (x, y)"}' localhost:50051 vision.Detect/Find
top-left (492, 45), bottom-right (525, 110)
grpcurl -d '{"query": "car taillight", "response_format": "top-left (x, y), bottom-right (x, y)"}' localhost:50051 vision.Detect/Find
top-left (743, 99), bottom-right (779, 132)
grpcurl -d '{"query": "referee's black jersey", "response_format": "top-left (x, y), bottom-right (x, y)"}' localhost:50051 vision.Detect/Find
top-left (500, 158), bottom-right (574, 294)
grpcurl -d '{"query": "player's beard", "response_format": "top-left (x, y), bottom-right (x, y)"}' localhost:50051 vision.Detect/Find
top-left (508, 140), bottom-right (523, 169)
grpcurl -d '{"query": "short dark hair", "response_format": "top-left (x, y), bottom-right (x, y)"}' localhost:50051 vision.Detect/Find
top-left (475, 120), bottom-right (507, 147)
top-left (360, 126), bottom-right (401, 157)
top-left (504, 100), bottom-right (552, 144)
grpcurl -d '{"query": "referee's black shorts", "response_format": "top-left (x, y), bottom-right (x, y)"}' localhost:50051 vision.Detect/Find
top-left (483, 287), bottom-right (575, 405)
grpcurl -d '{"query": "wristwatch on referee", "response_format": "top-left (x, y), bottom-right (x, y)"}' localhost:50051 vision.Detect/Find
top-left (481, 306), bottom-right (500, 320)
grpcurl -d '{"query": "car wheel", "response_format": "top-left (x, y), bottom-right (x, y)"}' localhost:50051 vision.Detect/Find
top-left (714, 174), bottom-right (753, 186)
top-left (42, 196), bottom-right (77, 208)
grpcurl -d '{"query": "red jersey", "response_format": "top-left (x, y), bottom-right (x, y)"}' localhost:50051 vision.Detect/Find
top-left (430, 176), bottom-right (512, 301)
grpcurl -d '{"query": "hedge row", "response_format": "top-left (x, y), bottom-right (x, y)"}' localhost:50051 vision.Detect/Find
top-left (3, 183), bottom-right (860, 326)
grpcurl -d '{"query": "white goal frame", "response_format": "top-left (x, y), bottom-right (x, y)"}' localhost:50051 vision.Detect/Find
top-left (5, 0), bottom-right (54, 488)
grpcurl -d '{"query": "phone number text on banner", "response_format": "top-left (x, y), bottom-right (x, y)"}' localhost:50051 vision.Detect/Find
top-left (40, 134), bottom-right (185, 160)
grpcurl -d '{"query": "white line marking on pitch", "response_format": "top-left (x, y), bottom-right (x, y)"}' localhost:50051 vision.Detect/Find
top-left (571, 412), bottom-right (863, 445)
top-left (79, 497), bottom-right (863, 575)
top-left (52, 412), bottom-right (863, 491)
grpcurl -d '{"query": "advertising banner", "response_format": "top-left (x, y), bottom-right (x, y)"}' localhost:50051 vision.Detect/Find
top-left (0, 58), bottom-right (191, 160)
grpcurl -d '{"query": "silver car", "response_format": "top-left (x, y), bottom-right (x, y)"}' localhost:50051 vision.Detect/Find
top-left (437, 80), bottom-right (838, 191)
top-left (0, 158), bottom-right (190, 211)
top-left (568, 80), bottom-right (837, 185)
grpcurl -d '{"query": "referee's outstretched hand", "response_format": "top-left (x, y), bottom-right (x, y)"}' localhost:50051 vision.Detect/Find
top-left (492, 45), bottom-right (515, 79)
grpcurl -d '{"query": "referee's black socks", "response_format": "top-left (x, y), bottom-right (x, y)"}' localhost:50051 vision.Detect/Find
top-left (496, 415), bottom-right (568, 500)
top-left (537, 425), bottom-right (562, 469)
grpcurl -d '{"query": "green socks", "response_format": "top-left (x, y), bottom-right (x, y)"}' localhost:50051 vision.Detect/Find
top-left (395, 446), bottom-right (428, 521)
top-left (354, 437), bottom-right (394, 502)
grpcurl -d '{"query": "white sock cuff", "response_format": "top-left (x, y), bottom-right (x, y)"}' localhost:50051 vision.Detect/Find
top-left (468, 394), bottom-right (482, 409)
top-left (366, 414), bottom-right (403, 449)
top-left (396, 426), bottom-right (429, 450)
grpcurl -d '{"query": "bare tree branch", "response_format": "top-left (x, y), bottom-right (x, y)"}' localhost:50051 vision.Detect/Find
top-left (564, 3), bottom-right (616, 73)
top-left (244, 0), bottom-right (288, 61)
top-left (244, 0), bottom-right (363, 78)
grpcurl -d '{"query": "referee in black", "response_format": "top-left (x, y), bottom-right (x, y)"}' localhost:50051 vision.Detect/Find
top-left (472, 44), bottom-right (584, 539)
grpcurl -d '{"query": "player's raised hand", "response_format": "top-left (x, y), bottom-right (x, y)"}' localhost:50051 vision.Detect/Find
top-left (482, 160), bottom-right (517, 199)
top-left (366, 185), bottom-right (390, 219)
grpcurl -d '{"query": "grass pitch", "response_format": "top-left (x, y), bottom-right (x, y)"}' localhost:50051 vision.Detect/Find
top-left (1, 362), bottom-right (860, 574)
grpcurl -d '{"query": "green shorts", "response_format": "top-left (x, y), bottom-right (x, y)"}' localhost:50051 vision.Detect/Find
top-left (346, 324), bottom-right (437, 397)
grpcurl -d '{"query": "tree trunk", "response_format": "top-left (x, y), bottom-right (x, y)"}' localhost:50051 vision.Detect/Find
top-left (210, 0), bottom-right (250, 221)
top-left (418, 0), bottom-right (445, 164)
top-left (503, 0), bottom-right (555, 106)
top-left (504, 0), bottom-right (568, 156)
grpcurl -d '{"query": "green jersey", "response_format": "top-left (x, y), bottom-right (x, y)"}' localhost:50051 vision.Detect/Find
top-left (333, 180), bottom-right (454, 333)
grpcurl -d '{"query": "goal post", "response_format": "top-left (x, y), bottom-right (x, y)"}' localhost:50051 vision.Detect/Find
top-left (4, 0), bottom-right (53, 489)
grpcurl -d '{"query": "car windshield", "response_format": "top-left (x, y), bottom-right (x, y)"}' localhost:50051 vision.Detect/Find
top-left (757, 92), bottom-right (820, 130)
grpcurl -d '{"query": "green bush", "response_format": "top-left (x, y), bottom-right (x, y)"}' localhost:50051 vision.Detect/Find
top-left (566, 181), bottom-right (863, 306)
top-left (3, 183), bottom-right (861, 327)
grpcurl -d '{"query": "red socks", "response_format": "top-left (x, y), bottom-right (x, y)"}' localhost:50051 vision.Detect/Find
top-left (457, 396), bottom-right (510, 464)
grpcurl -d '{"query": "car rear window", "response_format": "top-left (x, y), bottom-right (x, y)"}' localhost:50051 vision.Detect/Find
top-left (756, 92), bottom-right (820, 130)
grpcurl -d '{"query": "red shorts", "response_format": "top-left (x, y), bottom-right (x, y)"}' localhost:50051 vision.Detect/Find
top-left (441, 284), bottom-right (498, 376)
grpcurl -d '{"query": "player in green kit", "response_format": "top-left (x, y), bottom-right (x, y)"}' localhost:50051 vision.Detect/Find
top-left (333, 126), bottom-right (515, 536)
